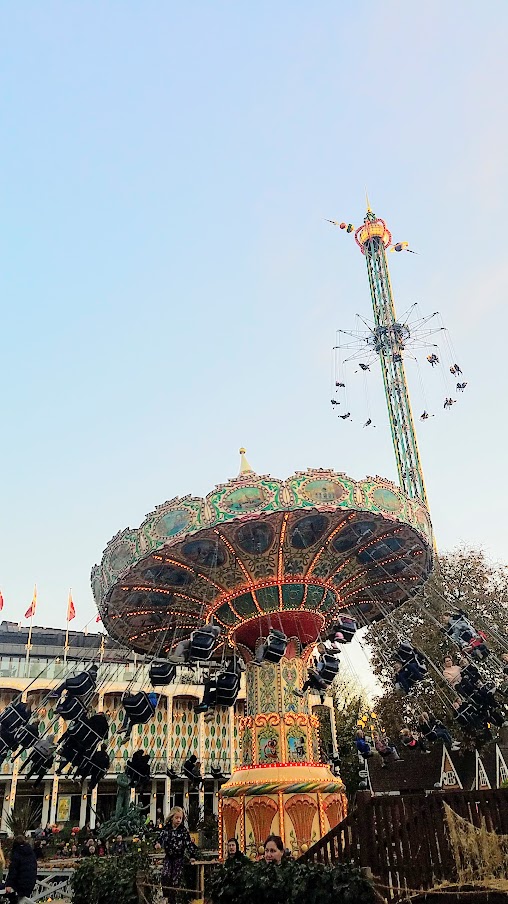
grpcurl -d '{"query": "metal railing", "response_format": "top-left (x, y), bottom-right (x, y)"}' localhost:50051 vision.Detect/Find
top-left (31, 867), bottom-right (74, 902)
top-left (0, 659), bottom-right (212, 686)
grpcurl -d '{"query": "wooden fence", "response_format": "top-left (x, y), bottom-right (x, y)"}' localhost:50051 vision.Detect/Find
top-left (301, 789), bottom-right (508, 901)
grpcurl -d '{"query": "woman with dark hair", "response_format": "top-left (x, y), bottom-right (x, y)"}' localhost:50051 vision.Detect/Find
top-left (5, 835), bottom-right (37, 904)
top-left (225, 838), bottom-right (248, 863)
top-left (263, 835), bottom-right (284, 864)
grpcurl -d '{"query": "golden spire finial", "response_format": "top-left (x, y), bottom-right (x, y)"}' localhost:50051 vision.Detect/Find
top-left (365, 189), bottom-right (372, 213)
top-left (238, 447), bottom-right (253, 475)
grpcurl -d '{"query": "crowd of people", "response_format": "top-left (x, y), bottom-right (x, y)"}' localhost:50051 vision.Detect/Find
top-left (355, 707), bottom-right (462, 766)
top-left (30, 810), bottom-right (168, 861)
top-left (442, 653), bottom-right (507, 739)
top-left (385, 606), bottom-right (508, 748)
top-left (7, 811), bottom-right (291, 904)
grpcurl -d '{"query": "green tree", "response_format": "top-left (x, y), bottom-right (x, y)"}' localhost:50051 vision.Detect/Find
top-left (332, 673), bottom-right (371, 797)
top-left (365, 546), bottom-right (508, 742)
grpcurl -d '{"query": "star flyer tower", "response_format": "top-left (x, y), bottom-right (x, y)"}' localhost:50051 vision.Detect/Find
top-left (354, 207), bottom-right (429, 507)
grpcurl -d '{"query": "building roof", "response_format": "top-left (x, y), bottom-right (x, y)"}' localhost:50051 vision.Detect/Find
top-left (366, 741), bottom-right (506, 795)
top-left (0, 620), bottom-right (132, 662)
top-left (479, 743), bottom-right (498, 789)
top-left (497, 746), bottom-right (508, 785)
top-left (448, 749), bottom-right (476, 790)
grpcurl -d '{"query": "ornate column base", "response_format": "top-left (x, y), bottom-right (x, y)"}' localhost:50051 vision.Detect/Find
top-left (219, 762), bottom-right (347, 858)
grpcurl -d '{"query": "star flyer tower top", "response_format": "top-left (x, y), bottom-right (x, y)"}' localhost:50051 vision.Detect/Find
top-left (353, 207), bottom-right (429, 507)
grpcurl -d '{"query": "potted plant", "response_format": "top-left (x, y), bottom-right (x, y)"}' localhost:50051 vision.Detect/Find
top-left (5, 801), bottom-right (42, 837)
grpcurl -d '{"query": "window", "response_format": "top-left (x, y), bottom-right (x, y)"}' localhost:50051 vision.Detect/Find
top-left (442, 770), bottom-right (458, 787)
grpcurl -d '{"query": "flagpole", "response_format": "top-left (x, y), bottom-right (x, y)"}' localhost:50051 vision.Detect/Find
top-left (64, 590), bottom-right (72, 666)
top-left (25, 584), bottom-right (36, 670)
top-left (25, 614), bottom-right (33, 668)
top-left (64, 619), bottom-right (70, 666)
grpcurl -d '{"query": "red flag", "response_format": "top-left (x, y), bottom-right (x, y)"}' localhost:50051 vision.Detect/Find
top-left (96, 614), bottom-right (102, 623)
top-left (0, 591), bottom-right (3, 611)
top-left (67, 591), bottom-right (76, 622)
top-left (24, 585), bottom-right (37, 620)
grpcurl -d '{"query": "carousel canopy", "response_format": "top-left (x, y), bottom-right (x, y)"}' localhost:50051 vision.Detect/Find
top-left (91, 456), bottom-right (433, 657)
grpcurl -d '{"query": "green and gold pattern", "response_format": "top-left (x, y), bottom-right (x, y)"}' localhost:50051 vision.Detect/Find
top-left (171, 699), bottom-right (199, 767)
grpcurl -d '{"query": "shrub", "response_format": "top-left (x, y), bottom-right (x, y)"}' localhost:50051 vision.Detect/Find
top-left (206, 858), bottom-right (377, 904)
top-left (71, 853), bottom-right (156, 904)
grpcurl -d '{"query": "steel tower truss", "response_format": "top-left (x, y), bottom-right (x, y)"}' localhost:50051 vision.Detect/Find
top-left (354, 210), bottom-right (429, 507)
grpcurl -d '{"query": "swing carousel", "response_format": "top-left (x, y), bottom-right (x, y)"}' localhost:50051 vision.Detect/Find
top-left (91, 450), bottom-right (433, 855)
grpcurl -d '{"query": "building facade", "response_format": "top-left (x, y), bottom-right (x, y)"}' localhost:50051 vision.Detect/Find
top-left (0, 622), bottom-right (337, 833)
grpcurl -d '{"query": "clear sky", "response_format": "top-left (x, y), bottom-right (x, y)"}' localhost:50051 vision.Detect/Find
top-left (1, 2), bottom-right (507, 634)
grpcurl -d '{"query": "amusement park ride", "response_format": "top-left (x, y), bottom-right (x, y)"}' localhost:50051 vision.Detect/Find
top-left (331, 207), bottom-right (430, 505)
top-left (4, 205), bottom-right (504, 860)
top-left (87, 205), bottom-right (451, 854)
top-left (329, 204), bottom-right (467, 511)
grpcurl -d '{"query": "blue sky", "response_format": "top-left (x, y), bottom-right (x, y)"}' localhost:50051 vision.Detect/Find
top-left (0, 2), bottom-right (506, 633)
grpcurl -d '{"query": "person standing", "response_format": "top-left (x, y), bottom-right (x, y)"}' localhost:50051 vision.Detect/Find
top-left (5, 835), bottom-right (37, 904)
top-left (110, 834), bottom-right (128, 856)
top-left (225, 838), bottom-right (248, 864)
top-left (158, 806), bottom-right (198, 904)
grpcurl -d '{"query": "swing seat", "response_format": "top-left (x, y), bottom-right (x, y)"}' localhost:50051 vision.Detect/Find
top-left (215, 671), bottom-right (240, 707)
top-left (56, 696), bottom-right (86, 721)
top-left (318, 654), bottom-right (339, 685)
top-left (14, 723), bottom-right (39, 750)
top-left (0, 706), bottom-right (28, 733)
top-left (189, 627), bottom-right (220, 662)
top-left (414, 655), bottom-right (428, 676)
top-left (64, 672), bottom-right (97, 698)
top-left (122, 692), bottom-right (156, 726)
top-left (332, 617), bottom-right (357, 643)
top-left (263, 631), bottom-right (288, 664)
top-left (205, 679), bottom-right (218, 708)
top-left (149, 660), bottom-right (177, 687)
top-left (0, 732), bottom-right (12, 754)
top-left (66, 718), bottom-right (105, 756)
top-left (126, 763), bottom-right (151, 787)
top-left (395, 642), bottom-right (415, 662)
top-left (183, 766), bottom-right (201, 783)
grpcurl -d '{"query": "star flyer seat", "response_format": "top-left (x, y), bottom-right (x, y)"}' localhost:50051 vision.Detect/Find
top-left (149, 660), bottom-right (177, 687)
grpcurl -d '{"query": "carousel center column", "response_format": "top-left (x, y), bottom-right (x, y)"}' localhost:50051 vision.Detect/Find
top-left (218, 655), bottom-right (347, 859)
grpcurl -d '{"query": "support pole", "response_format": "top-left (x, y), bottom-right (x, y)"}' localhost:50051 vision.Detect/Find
top-left (90, 785), bottom-right (98, 830)
top-left (41, 782), bottom-right (51, 827)
top-left (63, 622), bottom-right (70, 667)
top-left (79, 782), bottom-right (89, 828)
top-left (49, 774), bottom-right (59, 824)
top-left (150, 779), bottom-right (157, 823)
